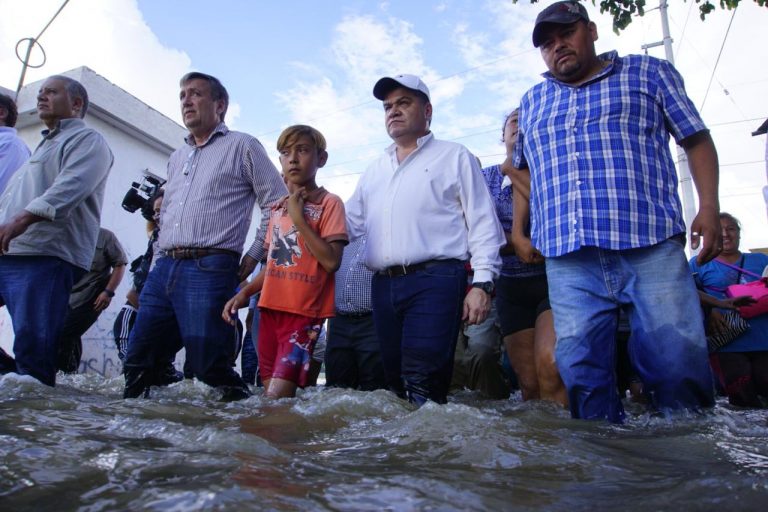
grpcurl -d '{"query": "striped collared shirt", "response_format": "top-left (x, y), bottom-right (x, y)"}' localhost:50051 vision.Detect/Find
top-left (513, 51), bottom-right (707, 258)
top-left (159, 123), bottom-right (287, 259)
top-left (334, 235), bottom-right (373, 314)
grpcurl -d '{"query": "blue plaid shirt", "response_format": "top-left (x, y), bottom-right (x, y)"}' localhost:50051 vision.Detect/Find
top-left (512, 51), bottom-right (707, 258)
top-left (334, 235), bottom-right (373, 314)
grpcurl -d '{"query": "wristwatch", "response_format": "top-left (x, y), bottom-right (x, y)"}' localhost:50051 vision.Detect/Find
top-left (104, 289), bottom-right (115, 298)
top-left (471, 281), bottom-right (494, 295)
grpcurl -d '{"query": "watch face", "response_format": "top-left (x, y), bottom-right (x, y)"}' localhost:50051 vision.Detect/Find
top-left (474, 282), bottom-right (493, 294)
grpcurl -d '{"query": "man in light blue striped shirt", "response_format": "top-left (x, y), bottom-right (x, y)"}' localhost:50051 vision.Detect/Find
top-left (512, 1), bottom-right (719, 422)
top-left (123, 72), bottom-right (287, 401)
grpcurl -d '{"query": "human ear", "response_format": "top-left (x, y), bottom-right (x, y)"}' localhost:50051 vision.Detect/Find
top-left (317, 150), bottom-right (328, 168)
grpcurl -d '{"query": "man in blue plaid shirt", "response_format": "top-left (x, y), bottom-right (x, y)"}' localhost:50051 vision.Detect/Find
top-left (512, 1), bottom-right (720, 422)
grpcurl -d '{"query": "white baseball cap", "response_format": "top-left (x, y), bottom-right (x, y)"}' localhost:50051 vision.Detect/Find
top-left (372, 74), bottom-right (431, 101)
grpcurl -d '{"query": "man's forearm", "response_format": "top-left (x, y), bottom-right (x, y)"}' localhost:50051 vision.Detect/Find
top-left (0, 210), bottom-right (46, 252)
top-left (682, 131), bottom-right (719, 210)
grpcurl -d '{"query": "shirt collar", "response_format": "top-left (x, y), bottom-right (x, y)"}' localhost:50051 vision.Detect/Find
top-left (184, 122), bottom-right (229, 147)
top-left (276, 186), bottom-right (328, 209)
top-left (385, 131), bottom-right (434, 155)
top-left (542, 50), bottom-right (618, 87)
top-left (41, 117), bottom-right (83, 139)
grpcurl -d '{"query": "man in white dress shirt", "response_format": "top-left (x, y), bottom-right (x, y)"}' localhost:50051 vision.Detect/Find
top-left (345, 74), bottom-right (504, 405)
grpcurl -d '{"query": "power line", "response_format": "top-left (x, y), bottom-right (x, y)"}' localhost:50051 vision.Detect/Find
top-left (673, 0), bottom-right (696, 62)
top-left (667, 6), bottom-right (746, 118)
top-left (708, 117), bottom-right (767, 128)
top-left (255, 47), bottom-right (536, 139)
top-left (720, 160), bottom-right (764, 168)
top-left (14, 0), bottom-right (71, 98)
top-left (699, 7), bottom-right (738, 113)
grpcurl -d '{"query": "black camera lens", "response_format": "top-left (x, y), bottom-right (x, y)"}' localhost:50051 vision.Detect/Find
top-left (121, 188), bottom-right (146, 213)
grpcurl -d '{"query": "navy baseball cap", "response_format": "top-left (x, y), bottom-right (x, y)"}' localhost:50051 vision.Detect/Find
top-left (532, 1), bottom-right (590, 48)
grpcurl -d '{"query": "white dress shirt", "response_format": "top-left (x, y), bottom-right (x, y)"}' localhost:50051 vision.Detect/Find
top-left (346, 132), bottom-right (504, 283)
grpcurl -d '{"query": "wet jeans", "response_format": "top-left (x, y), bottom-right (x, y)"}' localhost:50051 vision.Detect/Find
top-left (124, 254), bottom-right (248, 395)
top-left (372, 260), bottom-right (466, 405)
top-left (0, 256), bottom-right (82, 386)
top-left (546, 239), bottom-right (714, 423)
top-left (326, 313), bottom-right (386, 391)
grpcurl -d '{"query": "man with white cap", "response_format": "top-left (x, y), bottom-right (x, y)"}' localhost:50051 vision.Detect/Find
top-left (345, 74), bottom-right (504, 405)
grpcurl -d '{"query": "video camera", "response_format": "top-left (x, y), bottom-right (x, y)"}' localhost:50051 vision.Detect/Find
top-left (121, 169), bottom-right (166, 221)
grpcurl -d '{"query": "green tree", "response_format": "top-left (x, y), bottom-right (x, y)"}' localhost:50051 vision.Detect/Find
top-left (517, 0), bottom-right (768, 33)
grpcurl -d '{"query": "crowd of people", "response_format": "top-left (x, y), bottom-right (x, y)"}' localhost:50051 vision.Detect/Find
top-left (1, 1), bottom-right (766, 422)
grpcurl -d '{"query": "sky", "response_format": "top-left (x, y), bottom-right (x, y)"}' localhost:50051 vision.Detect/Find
top-left (1, 0), bottom-right (767, 250)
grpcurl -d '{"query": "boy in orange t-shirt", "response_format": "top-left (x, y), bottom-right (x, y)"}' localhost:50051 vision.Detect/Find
top-left (223, 125), bottom-right (347, 398)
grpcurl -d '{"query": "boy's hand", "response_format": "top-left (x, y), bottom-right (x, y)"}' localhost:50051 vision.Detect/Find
top-left (286, 187), bottom-right (307, 224)
top-left (222, 294), bottom-right (247, 325)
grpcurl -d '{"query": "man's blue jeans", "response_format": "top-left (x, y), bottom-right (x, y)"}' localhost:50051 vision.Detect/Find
top-left (371, 260), bottom-right (466, 404)
top-left (124, 254), bottom-right (247, 392)
top-left (545, 239), bottom-right (714, 423)
top-left (0, 256), bottom-right (82, 386)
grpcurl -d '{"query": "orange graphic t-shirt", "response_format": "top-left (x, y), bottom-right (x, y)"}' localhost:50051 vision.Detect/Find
top-left (258, 187), bottom-right (348, 318)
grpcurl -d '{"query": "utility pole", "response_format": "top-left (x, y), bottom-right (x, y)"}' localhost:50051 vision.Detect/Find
top-left (14, 0), bottom-right (71, 101)
top-left (642, 0), bottom-right (698, 253)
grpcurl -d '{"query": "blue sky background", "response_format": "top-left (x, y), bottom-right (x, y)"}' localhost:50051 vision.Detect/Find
top-left (1, 0), bottom-right (767, 249)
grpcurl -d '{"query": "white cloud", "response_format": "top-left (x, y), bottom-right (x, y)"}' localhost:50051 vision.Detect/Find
top-left (0, 0), bottom-right (191, 124)
top-left (273, 13), bottom-right (469, 200)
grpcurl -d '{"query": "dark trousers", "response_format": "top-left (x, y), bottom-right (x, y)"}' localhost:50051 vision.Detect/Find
top-left (371, 260), bottom-right (466, 405)
top-left (326, 312), bottom-right (385, 391)
top-left (57, 296), bottom-right (102, 373)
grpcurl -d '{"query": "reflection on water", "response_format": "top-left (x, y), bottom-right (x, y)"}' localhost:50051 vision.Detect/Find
top-left (1, 373), bottom-right (767, 510)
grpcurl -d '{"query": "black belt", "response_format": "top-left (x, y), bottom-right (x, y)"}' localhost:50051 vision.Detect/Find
top-left (163, 247), bottom-right (240, 260)
top-left (377, 259), bottom-right (463, 277)
top-left (337, 311), bottom-right (373, 318)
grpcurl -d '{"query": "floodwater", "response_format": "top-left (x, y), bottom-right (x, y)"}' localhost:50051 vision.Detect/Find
top-left (1, 374), bottom-right (767, 511)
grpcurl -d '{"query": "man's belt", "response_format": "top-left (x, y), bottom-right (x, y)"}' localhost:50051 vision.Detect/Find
top-left (336, 311), bottom-right (373, 318)
top-left (163, 247), bottom-right (240, 260)
top-left (377, 259), bottom-right (463, 277)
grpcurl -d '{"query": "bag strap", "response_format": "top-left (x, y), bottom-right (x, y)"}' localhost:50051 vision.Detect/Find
top-left (715, 256), bottom-right (763, 280)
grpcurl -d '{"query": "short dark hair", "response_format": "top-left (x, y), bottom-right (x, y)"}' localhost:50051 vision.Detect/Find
top-left (180, 72), bottom-right (229, 122)
top-left (48, 75), bottom-right (89, 118)
top-left (719, 212), bottom-right (741, 231)
top-left (0, 93), bottom-right (19, 127)
top-left (501, 108), bottom-right (519, 141)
